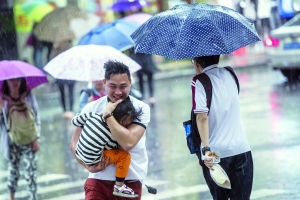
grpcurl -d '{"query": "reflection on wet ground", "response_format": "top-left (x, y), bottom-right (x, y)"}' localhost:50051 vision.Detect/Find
top-left (0, 66), bottom-right (300, 199)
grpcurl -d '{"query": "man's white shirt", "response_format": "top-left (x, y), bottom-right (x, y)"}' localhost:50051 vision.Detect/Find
top-left (80, 95), bottom-right (150, 184)
top-left (192, 64), bottom-right (250, 159)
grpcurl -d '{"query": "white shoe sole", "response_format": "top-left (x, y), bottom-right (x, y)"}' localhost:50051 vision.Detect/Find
top-left (113, 191), bottom-right (139, 198)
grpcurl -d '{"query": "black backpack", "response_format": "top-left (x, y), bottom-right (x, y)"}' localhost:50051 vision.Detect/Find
top-left (183, 66), bottom-right (239, 166)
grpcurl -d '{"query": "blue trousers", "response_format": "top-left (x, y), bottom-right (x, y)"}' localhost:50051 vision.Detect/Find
top-left (202, 151), bottom-right (253, 200)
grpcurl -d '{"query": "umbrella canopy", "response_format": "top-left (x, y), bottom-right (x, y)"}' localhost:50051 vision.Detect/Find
top-left (122, 13), bottom-right (152, 25)
top-left (131, 3), bottom-right (261, 60)
top-left (33, 5), bottom-right (100, 43)
top-left (43, 45), bottom-right (141, 81)
top-left (0, 60), bottom-right (48, 90)
top-left (111, 0), bottom-right (150, 12)
top-left (78, 19), bottom-right (139, 51)
top-left (22, 1), bottom-right (55, 22)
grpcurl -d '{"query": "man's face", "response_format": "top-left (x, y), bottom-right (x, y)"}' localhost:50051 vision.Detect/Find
top-left (104, 73), bottom-right (131, 102)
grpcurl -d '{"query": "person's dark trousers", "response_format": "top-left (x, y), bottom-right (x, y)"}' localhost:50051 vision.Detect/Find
top-left (33, 40), bottom-right (53, 71)
top-left (202, 151), bottom-right (253, 200)
top-left (55, 79), bottom-right (76, 112)
top-left (137, 70), bottom-right (154, 98)
top-left (42, 41), bottom-right (52, 62)
top-left (33, 40), bottom-right (44, 70)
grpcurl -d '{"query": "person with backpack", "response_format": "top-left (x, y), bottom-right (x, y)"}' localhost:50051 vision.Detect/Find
top-left (190, 55), bottom-right (253, 200)
top-left (0, 77), bottom-right (41, 200)
top-left (78, 80), bottom-right (106, 113)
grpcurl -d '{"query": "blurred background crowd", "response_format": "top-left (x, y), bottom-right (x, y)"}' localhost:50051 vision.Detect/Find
top-left (0, 0), bottom-right (300, 199)
top-left (0, 0), bottom-right (298, 62)
top-left (0, 0), bottom-right (299, 114)
top-left (1, 0), bottom-right (299, 116)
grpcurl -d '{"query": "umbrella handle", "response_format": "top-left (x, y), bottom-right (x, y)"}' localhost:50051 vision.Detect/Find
top-left (2, 107), bottom-right (8, 131)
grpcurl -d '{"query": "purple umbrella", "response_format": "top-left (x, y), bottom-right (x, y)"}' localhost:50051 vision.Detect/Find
top-left (111, 0), bottom-right (150, 12)
top-left (0, 60), bottom-right (48, 90)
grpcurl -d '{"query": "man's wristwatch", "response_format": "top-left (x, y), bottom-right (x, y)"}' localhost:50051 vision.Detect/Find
top-left (201, 146), bottom-right (211, 155)
top-left (103, 113), bottom-right (113, 122)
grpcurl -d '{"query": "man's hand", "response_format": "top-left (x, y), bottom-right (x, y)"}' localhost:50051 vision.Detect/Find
top-left (203, 151), bottom-right (214, 169)
top-left (87, 156), bottom-right (110, 173)
top-left (103, 99), bottom-right (122, 116)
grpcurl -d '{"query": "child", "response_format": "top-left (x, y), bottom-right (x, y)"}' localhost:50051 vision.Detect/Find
top-left (72, 100), bottom-right (142, 198)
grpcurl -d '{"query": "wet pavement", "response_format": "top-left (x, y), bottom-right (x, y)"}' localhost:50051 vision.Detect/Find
top-left (1, 56), bottom-right (300, 199)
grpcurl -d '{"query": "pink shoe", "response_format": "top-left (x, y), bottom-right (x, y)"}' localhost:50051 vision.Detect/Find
top-left (113, 184), bottom-right (139, 198)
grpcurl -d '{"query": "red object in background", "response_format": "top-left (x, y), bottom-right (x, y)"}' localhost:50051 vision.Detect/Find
top-left (264, 37), bottom-right (280, 47)
top-left (232, 46), bottom-right (246, 56)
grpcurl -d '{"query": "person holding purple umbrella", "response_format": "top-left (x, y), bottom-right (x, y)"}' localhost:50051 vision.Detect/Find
top-left (0, 77), bottom-right (41, 200)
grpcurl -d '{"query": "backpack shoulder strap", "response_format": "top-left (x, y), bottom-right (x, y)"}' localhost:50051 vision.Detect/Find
top-left (193, 73), bottom-right (213, 112)
top-left (224, 66), bottom-right (240, 93)
top-left (80, 88), bottom-right (93, 97)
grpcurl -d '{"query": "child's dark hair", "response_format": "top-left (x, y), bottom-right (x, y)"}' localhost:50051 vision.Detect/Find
top-left (114, 100), bottom-right (142, 125)
top-left (104, 60), bottom-right (131, 81)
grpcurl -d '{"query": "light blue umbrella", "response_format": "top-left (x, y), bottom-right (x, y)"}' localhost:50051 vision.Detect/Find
top-left (78, 19), bottom-right (140, 51)
top-left (131, 3), bottom-right (261, 60)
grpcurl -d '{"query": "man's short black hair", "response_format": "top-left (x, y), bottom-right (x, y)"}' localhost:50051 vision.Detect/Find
top-left (104, 60), bottom-right (131, 81)
top-left (114, 100), bottom-right (142, 124)
top-left (194, 55), bottom-right (220, 69)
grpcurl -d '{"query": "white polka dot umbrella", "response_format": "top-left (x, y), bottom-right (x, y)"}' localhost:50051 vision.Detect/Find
top-left (131, 3), bottom-right (261, 60)
top-left (43, 45), bottom-right (141, 81)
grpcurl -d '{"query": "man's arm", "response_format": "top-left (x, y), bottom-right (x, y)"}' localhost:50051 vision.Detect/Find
top-left (196, 113), bottom-right (213, 169)
top-left (106, 118), bottom-right (145, 151)
top-left (103, 100), bottom-right (148, 151)
top-left (196, 113), bottom-right (209, 147)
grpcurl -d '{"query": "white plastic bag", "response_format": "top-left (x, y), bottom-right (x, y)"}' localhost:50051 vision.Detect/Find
top-left (209, 164), bottom-right (231, 189)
